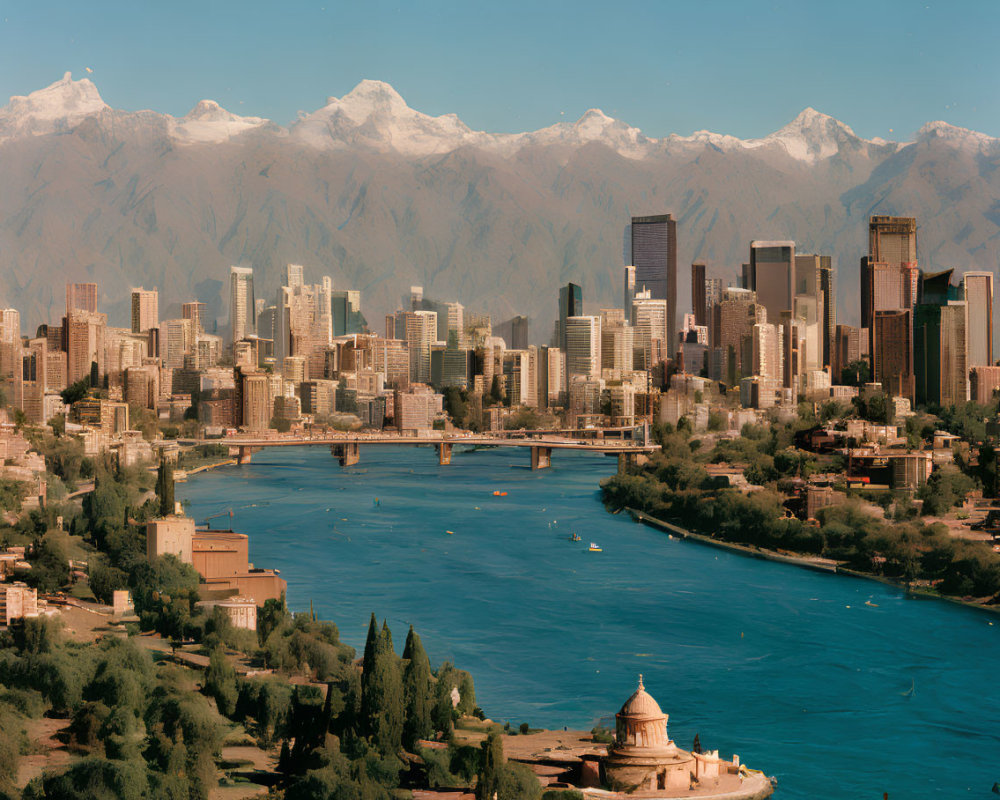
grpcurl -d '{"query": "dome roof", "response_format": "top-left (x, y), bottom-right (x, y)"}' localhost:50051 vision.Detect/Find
top-left (618, 675), bottom-right (666, 720)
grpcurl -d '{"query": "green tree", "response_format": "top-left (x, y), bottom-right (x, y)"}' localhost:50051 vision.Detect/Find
top-left (841, 359), bottom-right (870, 387)
top-left (60, 377), bottom-right (90, 407)
top-left (27, 533), bottom-right (70, 593)
top-left (360, 616), bottom-right (404, 755)
top-left (204, 646), bottom-right (238, 717)
top-left (401, 626), bottom-right (432, 748)
top-left (475, 730), bottom-right (504, 800)
top-left (156, 458), bottom-right (175, 517)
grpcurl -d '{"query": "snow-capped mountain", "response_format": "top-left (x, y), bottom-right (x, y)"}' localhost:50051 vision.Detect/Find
top-left (0, 72), bottom-right (997, 338)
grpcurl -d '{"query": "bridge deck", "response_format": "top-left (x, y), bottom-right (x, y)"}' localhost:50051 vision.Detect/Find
top-left (182, 435), bottom-right (659, 453)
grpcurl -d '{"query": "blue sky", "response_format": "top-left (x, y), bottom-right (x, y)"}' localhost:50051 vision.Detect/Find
top-left (2, 0), bottom-right (997, 140)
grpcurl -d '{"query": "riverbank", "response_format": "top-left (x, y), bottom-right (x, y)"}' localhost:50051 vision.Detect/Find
top-left (624, 506), bottom-right (1000, 617)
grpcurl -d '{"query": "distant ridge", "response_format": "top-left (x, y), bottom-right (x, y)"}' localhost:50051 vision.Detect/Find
top-left (0, 73), bottom-right (997, 335)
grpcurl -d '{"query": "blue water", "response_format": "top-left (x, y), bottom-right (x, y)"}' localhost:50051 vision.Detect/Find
top-left (179, 446), bottom-right (1000, 799)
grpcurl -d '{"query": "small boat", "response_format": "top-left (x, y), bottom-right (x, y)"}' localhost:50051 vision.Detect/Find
top-left (500, 492), bottom-right (508, 497)
top-left (568, 533), bottom-right (582, 542)
top-left (865, 600), bottom-right (879, 607)
top-left (446, 530), bottom-right (454, 535)
top-left (589, 542), bottom-right (602, 552)
top-left (493, 491), bottom-right (500, 496)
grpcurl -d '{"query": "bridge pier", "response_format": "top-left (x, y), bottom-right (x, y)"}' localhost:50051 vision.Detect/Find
top-left (331, 442), bottom-right (360, 467)
top-left (531, 446), bottom-right (552, 470)
top-left (437, 442), bottom-right (453, 465)
top-left (618, 452), bottom-right (637, 474)
top-left (236, 446), bottom-right (255, 465)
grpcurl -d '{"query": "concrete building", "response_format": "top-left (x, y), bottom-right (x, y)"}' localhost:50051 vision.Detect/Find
top-left (970, 366), bottom-right (1000, 405)
top-left (565, 316), bottom-right (601, 380)
top-left (65, 310), bottom-right (107, 385)
top-left (873, 310), bottom-right (914, 400)
top-left (630, 214), bottom-right (677, 358)
top-left (195, 597), bottom-right (257, 631)
top-left (394, 386), bottom-right (443, 431)
top-left (833, 324), bottom-right (861, 382)
top-left (750, 241), bottom-right (795, 328)
top-left (915, 299), bottom-right (969, 407)
top-left (710, 287), bottom-right (765, 386)
top-left (146, 515), bottom-right (195, 563)
top-left (861, 216), bottom-right (918, 389)
top-left (131, 287), bottom-right (159, 334)
top-left (0, 583), bottom-right (38, 625)
top-left (229, 266), bottom-right (255, 345)
top-left (66, 282), bottom-right (97, 315)
top-left (234, 368), bottom-right (271, 431)
top-left (631, 290), bottom-right (668, 371)
top-left (963, 271), bottom-right (994, 368)
top-left (558, 283), bottom-right (583, 352)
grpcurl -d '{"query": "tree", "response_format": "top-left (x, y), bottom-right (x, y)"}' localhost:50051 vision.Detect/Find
top-left (359, 616), bottom-right (404, 755)
top-left (27, 533), bottom-right (70, 593)
top-left (841, 359), bottom-right (870, 387)
top-left (401, 626), bottom-right (432, 748)
top-left (60, 377), bottom-right (90, 407)
top-left (156, 459), bottom-right (175, 517)
top-left (475, 730), bottom-right (504, 800)
top-left (204, 646), bottom-right (238, 717)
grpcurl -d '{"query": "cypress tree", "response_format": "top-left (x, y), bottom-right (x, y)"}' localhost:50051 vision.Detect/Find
top-left (359, 613), bottom-right (380, 739)
top-left (402, 626), bottom-right (432, 749)
top-left (156, 458), bottom-right (175, 517)
top-left (475, 730), bottom-right (504, 800)
top-left (371, 621), bottom-right (404, 756)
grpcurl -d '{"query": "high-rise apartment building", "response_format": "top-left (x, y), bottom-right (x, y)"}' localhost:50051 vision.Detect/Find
top-left (404, 310), bottom-right (437, 384)
top-left (963, 271), bottom-right (993, 367)
top-left (131, 288), bottom-right (159, 334)
top-left (332, 290), bottom-right (365, 337)
top-left (750, 241), bottom-right (795, 326)
top-left (66, 282), bottom-right (97, 316)
top-left (630, 290), bottom-right (668, 371)
top-left (873, 310), bottom-right (914, 399)
top-left (833, 324), bottom-right (861, 381)
top-left (914, 269), bottom-right (968, 406)
top-left (751, 323), bottom-right (782, 383)
top-left (630, 214), bottom-right (677, 358)
top-left (710, 287), bottom-right (765, 386)
top-left (229, 266), bottom-right (255, 345)
top-left (623, 266), bottom-right (636, 318)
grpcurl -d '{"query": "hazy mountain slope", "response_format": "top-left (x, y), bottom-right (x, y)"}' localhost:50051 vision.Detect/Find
top-left (0, 74), bottom-right (998, 339)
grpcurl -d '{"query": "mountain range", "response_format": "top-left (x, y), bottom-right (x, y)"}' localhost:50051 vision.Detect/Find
top-left (1, 72), bottom-right (998, 340)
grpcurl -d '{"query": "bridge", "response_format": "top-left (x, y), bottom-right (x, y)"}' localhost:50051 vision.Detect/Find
top-left (180, 430), bottom-right (660, 472)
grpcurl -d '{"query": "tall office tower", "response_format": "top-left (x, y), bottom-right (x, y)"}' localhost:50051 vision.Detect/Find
top-left (623, 266), bottom-right (636, 318)
top-left (833, 324), bottom-right (861, 381)
top-left (781, 312), bottom-right (805, 391)
top-left (545, 346), bottom-right (565, 404)
top-left (705, 278), bottom-right (723, 318)
top-left (710, 287), bottom-right (765, 386)
top-left (818, 256), bottom-right (835, 369)
top-left (410, 286), bottom-right (424, 311)
top-left (914, 269), bottom-right (969, 406)
top-left (0, 309), bottom-right (21, 379)
top-left (286, 263), bottom-right (304, 289)
top-left (599, 309), bottom-right (633, 373)
top-left (162, 318), bottom-right (193, 370)
top-left (861, 216), bottom-right (919, 383)
top-left (751, 323), bottom-right (782, 382)
top-left (406, 310), bottom-right (437, 384)
top-left (873, 310), bottom-right (914, 399)
top-left (963, 271), bottom-right (994, 367)
top-left (558, 282), bottom-right (583, 352)
top-left (234, 367), bottom-right (271, 431)
top-left (13, 338), bottom-right (47, 424)
top-left (565, 316), bottom-right (601, 380)
top-left (130, 288), bottom-right (159, 334)
top-left (182, 302), bottom-right (206, 335)
top-left (65, 310), bottom-right (107, 384)
top-left (691, 263), bottom-right (707, 327)
top-left (631, 214), bottom-right (677, 358)
top-left (794, 253), bottom-right (835, 370)
top-left (385, 315), bottom-right (395, 340)
top-left (230, 266), bottom-right (255, 345)
top-left (445, 303), bottom-right (467, 347)
top-left (750, 241), bottom-right (795, 326)
top-left (332, 290), bottom-right (364, 336)
top-left (630, 290), bottom-right (668, 371)
top-left (66, 282), bottom-right (97, 316)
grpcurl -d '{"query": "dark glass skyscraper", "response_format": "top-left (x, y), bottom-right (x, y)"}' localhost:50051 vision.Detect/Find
top-left (558, 282), bottom-right (583, 352)
top-left (630, 214), bottom-right (677, 358)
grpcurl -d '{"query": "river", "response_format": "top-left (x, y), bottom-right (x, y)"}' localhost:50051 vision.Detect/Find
top-left (178, 444), bottom-right (1000, 799)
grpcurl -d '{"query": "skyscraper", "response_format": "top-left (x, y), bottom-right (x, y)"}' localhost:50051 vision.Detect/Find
top-left (623, 265), bottom-right (636, 319)
top-left (861, 216), bottom-right (919, 387)
top-left (630, 214), bottom-right (677, 358)
top-left (66, 282), bottom-right (97, 316)
top-left (691, 262), bottom-right (707, 328)
top-left (914, 269), bottom-right (968, 406)
top-left (182, 302), bottom-right (206, 335)
top-left (963, 271), bottom-right (994, 367)
top-left (131, 287), bottom-right (159, 334)
top-left (750, 241), bottom-right (794, 326)
top-left (558, 282), bottom-right (583, 352)
top-left (230, 266), bottom-right (255, 345)
top-left (565, 316), bottom-right (601, 380)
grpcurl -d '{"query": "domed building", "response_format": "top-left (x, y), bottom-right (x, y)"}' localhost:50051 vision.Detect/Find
top-left (599, 676), bottom-right (773, 798)
top-left (603, 674), bottom-right (695, 792)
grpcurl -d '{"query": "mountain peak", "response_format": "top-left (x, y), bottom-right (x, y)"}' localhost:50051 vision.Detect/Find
top-left (173, 99), bottom-right (270, 143)
top-left (5, 71), bottom-right (106, 122)
top-left (916, 120), bottom-right (998, 150)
